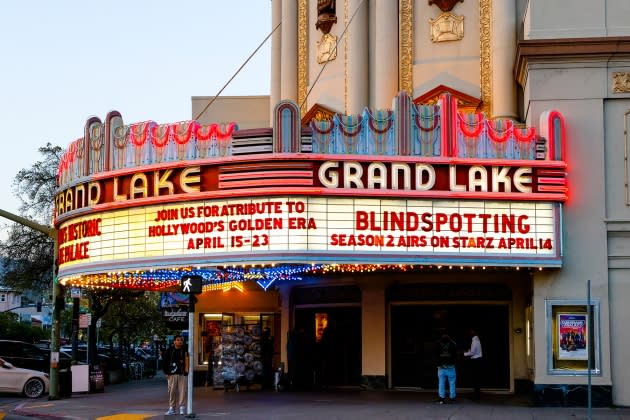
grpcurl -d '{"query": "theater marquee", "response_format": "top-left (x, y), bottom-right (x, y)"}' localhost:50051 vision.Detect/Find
top-left (57, 196), bottom-right (561, 277)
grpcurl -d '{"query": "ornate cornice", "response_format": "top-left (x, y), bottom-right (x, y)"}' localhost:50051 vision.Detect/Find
top-left (415, 84), bottom-right (481, 113)
top-left (301, 103), bottom-right (339, 125)
top-left (399, 0), bottom-right (413, 95)
top-left (298, 0), bottom-right (308, 114)
top-left (515, 37), bottom-right (630, 88)
top-left (479, 0), bottom-right (492, 116)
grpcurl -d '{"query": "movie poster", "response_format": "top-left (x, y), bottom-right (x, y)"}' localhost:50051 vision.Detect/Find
top-left (557, 313), bottom-right (588, 360)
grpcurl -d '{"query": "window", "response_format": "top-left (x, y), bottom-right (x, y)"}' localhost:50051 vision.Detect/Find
top-left (0, 293), bottom-right (6, 302)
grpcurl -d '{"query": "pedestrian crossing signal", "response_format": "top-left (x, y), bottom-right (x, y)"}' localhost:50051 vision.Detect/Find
top-left (180, 274), bottom-right (202, 294)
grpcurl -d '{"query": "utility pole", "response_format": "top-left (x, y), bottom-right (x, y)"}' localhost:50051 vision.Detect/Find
top-left (0, 209), bottom-right (62, 399)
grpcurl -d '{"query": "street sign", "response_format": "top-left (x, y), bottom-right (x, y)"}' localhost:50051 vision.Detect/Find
top-left (180, 275), bottom-right (202, 294)
top-left (79, 314), bottom-right (88, 328)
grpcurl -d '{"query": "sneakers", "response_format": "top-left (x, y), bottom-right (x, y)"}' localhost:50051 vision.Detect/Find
top-left (438, 397), bottom-right (446, 404)
top-left (450, 397), bottom-right (456, 403)
top-left (180, 406), bottom-right (185, 415)
top-left (165, 407), bottom-right (176, 415)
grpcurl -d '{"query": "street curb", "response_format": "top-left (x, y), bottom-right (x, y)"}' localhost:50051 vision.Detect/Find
top-left (11, 403), bottom-right (70, 420)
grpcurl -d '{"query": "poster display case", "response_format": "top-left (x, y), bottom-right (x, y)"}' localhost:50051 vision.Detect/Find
top-left (546, 299), bottom-right (601, 375)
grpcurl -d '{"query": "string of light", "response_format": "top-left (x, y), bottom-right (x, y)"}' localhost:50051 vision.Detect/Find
top-left (59, 264), bottom-right (545, 292)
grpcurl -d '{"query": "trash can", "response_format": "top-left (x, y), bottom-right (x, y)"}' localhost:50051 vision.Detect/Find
top-left (59, 368), bottom-right (72, 398)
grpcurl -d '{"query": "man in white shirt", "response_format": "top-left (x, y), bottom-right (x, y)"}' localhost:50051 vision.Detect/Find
top-left (464, 329), bottom-right (482, 400)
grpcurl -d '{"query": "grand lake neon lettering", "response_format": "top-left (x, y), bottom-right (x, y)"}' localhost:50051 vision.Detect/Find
top-left (318, 161), bottom-right (532, 193)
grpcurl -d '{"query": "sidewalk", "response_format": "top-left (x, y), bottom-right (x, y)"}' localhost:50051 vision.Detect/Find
top-left (3, 374), bottom-right (630, 420)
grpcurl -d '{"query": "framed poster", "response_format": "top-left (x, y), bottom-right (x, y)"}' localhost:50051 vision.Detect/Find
top-left (557, 313), bottom-right (588, 360)
top-left (545, 299), bottom-right (601, 375)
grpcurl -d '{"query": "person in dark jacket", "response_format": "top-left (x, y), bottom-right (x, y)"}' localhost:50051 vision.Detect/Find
top-left (436, 333), bottom-right (457, 404)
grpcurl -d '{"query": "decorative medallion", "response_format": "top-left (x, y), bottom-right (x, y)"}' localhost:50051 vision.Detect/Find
top-left (429, 12), bottom-right (464, 42)
top-left (428, 0), bottom-right (463, 12)
top-left (316, 0), bottom-right (337, 35)
top-left (317, 33), bottom-right (338, 64)
top-left (612, 72), bottom-right (630, 93)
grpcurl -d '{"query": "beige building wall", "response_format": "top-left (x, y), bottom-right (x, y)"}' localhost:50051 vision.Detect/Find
top-left (523, 0), bottom-right (630, 39)
top-left (412, 0), bottom-right (481, 101)
top-left (192, 96), bottom-right (270, 129)
top-left (525, 61), bottom-right (613, 390)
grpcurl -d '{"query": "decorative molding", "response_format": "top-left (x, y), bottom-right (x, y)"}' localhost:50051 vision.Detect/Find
top-left (317, 33), bottom-right (338, 63)
top-left (399, 0), bottom-right (414, 95)
top-left (479, 0), bottom-right (492, 116)
top-left (301, 103), bottom-right (339, 125)
top-left (613, 72), bottom-right (630, 93)
top-left (414, 84), bottom-right (481, 113)
top-left (430, 11), bottom-right (464, 42)
top-left (428, 0), bottom-right (464, 13)
top-left (298, 0), bottom-right (308, 114)
top-left (316, 0), bottom-right (337, 35)
top-left (515, 37), bottom-right (630, 88)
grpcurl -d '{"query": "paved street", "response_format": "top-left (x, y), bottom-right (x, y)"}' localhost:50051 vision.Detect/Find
top-left (2, 374), bottom-right (630, 420)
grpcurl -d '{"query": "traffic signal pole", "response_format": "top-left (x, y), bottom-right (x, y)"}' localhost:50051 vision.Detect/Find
top-left (0, 209), bottom-right (62, 399)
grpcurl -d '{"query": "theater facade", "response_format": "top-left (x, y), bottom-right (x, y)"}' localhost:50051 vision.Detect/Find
top-left (54, 0), bottom-right (630, 407)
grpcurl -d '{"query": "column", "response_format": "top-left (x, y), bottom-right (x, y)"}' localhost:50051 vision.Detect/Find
top-left (270, 0), bottom-right (282, 124)
top-left (360, 282), bottom-right (386, 388)
top-left (281, 0), bottom-right (298, 102)
top-left (491, 0), bottom-right (517, 118)
top-left (347, 0), bottom-right (369, 114)
top-left (278, 283), bottom-right (292, 372)
top-left (371, 0), bottom-right (398, 110)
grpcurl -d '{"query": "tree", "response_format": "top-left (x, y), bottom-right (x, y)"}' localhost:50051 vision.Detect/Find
top-left (0, 143), bottom-right (61, 293)
top-left (98, 292), bottom-right (166, 357)
top-left (0, 312), bottom-right (48, 342)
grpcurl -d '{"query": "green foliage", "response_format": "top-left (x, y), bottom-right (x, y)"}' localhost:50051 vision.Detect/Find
top-left (0, 143), bottom-right (61, 293)
top-left (0, 312), bottom-right (48, 342)
top-left (98, 291), bottom-right (166, 349)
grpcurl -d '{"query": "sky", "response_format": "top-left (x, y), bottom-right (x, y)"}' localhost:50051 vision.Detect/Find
top-left (0, 0), bottom-right (271, 231)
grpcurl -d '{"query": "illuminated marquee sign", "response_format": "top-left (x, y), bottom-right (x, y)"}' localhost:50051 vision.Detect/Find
top-left (54, 157), bottom-right (567, 220)
top-left (57, 196), bottom-right (561, 277)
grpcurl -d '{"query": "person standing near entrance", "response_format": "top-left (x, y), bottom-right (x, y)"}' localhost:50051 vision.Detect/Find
top-left (163, 335), bottom-right (189, 415)
top-left (464, 329), bottom-right (483, 400)
top-left (435, 333), bottom-right (458, 404)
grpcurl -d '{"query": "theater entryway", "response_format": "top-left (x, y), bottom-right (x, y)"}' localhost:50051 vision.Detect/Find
top-left (390, 304), bottom-right (510, 390)
top-left (293, 306), bottom-right (362, 387)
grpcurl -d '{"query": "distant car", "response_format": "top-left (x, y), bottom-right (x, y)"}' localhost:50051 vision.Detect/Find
top-left (0, 357), bottom-right (49, 398)
top-left (0, 340), bottom-right (71, 373)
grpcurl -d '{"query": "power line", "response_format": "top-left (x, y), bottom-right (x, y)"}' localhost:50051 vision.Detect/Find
top-left (194, 21), bottom-right (282, 121)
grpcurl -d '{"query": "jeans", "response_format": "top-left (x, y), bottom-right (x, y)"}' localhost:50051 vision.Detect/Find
top-left (437, 365), bottom-right (456, 399)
